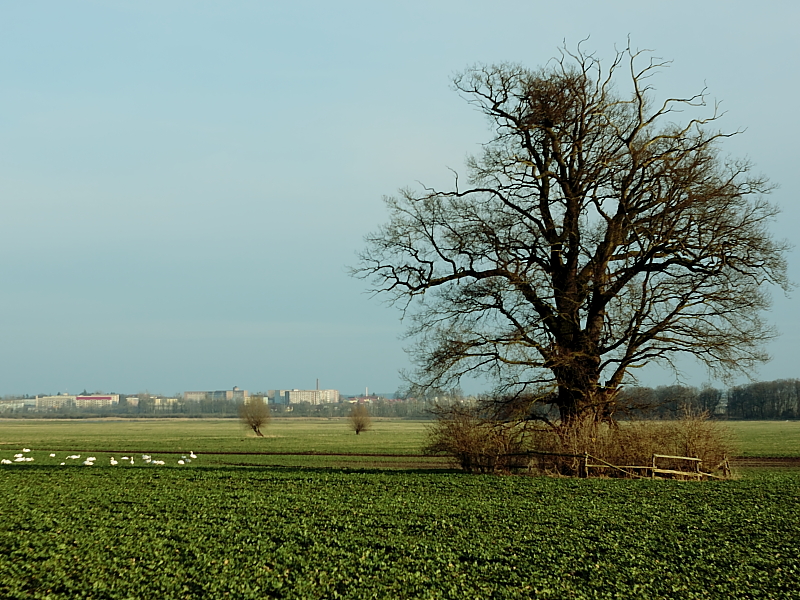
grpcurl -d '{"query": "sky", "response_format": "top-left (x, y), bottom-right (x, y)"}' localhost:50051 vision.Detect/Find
top-left (1, 1), bottom-right (798, 396)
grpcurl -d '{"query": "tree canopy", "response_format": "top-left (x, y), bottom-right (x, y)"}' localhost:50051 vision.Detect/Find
top-left (356, 44), bottom-right (789, 432)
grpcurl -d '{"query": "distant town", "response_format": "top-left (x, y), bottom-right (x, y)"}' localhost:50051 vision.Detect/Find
top-left (0, 386), bottom-right (443, 419)
top-left (1, 379), bottom-right (799, 420)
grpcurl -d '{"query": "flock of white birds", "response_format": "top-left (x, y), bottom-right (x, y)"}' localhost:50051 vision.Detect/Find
top-left (0, 447), bottom-right (198, 466)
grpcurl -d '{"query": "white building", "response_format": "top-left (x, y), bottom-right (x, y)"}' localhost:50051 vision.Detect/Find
top-left (184, 387), bottom-right (249, 402)
top-left (279, 389), bottom-right (339, 405)
top-left (75, 395), bottom-right (120, 408)
top-left (36, 395), bottom-right (76, 410)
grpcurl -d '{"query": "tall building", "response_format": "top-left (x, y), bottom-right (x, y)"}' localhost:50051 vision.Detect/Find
top-left (35, 395), bottom-right (76, 410)
top-left (184, 387), bottom-right (249, 402)
top-left (75, 395), bottom-right (120, 408)
top-left (276, 389), bottom-right (339, 405)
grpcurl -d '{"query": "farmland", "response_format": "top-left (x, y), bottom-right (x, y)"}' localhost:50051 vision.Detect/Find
top-left (1, 417), bottom-right (799, 460)
top-left (1, 466), bottom-right (799, 599)
top-left (1, 419), bottom-right (799, 599)
top-left (0, 418), bottom-right (428, 455)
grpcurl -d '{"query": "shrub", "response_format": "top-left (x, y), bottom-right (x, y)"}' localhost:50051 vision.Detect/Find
top-left (423, 405), bottom-right (528, 474)
top-left (426, 402), bottom-right (734, 478)
top-left (525, 408), bottom-right (734, 477)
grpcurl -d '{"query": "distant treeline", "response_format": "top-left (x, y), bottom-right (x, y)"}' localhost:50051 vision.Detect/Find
top-left (2, 380), bottom-right (798, 420)
top-left (617, 385), bottom-right (724, 418)
top-left (619, 379), bottom-right (800, 420)
top-left (726, 379), bottom-right (800, 420)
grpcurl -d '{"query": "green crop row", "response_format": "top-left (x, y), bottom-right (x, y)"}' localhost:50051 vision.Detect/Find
top-left (1, 466), bottom-right (798, 599)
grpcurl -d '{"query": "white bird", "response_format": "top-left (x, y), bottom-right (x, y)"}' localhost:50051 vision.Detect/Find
top-left (22, 448), bottom-right (31, 453)
top-left (14, 454), bottom-right (23, 458)
top-left (66, 455), bottom-right (80, 460)
top-left (177, 460), bottom-right (185, 465)
top-left (129, 458), bottom-right (134, 465)
top-left (110, 458), bottom-right (118, 466)
top-left (87, 457), bottom-right (97, 461)
top-left (142, 455), bottom-right (151, 461)
top-left (152, 460), bottom-right (165, 465)
top-left (1, 459), bottom-right (12, 464)
top-left (121, 456), bottom-right (129, 460)
top-left (82, 460), bottom-right (94, 466)
top-left (49, 453), bottom-right (56, 458)
top-left (60, 462), bottom-right (65, 465)
top-left (189, 452), bottom-right (197, 459)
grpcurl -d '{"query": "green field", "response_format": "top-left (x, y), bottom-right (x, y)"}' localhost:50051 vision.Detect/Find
top-left (0, 417), bottom-right (428, 453)
top-left (1, 466), bottom-right (798, 599)
top-left (724, 421), bottom-right (800, 457)
top-left (0, 418), bottom-right (440, 469)
top-left (1, 418), bottom-right (799, 461)
top-left (1, 419), bottom-right (799, 598)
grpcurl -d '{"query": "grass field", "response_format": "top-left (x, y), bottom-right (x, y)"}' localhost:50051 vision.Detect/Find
top-left (724, 421), bottom-right (800, 457)
top-left (0, 417), bottom-right (428, 454)
top-left (1, 418), bottom-right (799, 460)
top-left (0, 418), bottom-right (441, 469)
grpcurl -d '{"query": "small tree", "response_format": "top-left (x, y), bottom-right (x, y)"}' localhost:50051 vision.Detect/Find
top-left (349, 403), bottom-right (372, 435)
top-left (238, 396), bottom-right (270, 437)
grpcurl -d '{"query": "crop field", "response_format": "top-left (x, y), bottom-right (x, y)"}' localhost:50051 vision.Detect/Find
top-left (1, 419), bottom-right (799, 598)
top-left (0, 465), bottom-right (798, 599)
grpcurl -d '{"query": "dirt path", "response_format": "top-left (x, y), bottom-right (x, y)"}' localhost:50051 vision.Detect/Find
top-left (730, 457), bottom-right (800, 468)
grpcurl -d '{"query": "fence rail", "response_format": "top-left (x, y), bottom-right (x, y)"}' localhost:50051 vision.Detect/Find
top-left (580, 452), bottom-right (730, 480)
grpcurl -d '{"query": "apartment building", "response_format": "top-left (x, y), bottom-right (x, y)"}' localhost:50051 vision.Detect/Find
top-left (184, 387), bottom-right (249, 402)
top-left (271, 389), bottom-right (340, 405)
top-left (75, 394), bottom-right (120, 408)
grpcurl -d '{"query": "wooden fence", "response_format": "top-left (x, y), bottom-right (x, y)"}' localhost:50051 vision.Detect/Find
top-left (580, 452), bottom-right (731, 480)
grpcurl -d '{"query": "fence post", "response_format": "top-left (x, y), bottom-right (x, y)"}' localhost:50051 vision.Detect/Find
top-left (651, 454), bottom-right (657, 480)
top-left (582, 452), bottom-right (589, 478)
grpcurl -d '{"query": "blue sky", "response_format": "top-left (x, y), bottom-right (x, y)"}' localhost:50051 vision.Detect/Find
top-left (1, 1), bottom-right (798, 396)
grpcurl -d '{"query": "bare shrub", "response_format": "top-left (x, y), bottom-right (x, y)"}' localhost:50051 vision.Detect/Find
top-left (349, 403), bottom-right (372, 435)
top-left (525, 408), bottom-right (734, 477)
top-left (661, 407), bottom-right (735, 472)
top-left (238, 397), bottom-right (270, 437)
top-left (423, 405), bottom-right (528, 474)
top-left (426, 397), bottom-right (733, 478)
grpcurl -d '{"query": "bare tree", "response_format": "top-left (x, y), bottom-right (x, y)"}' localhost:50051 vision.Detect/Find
top-left (355, 43), bottom-right (789, 439)
top-left (238, 396), bottom-right (270, 437)
top-left (348, 403), bottom-right (372, 435)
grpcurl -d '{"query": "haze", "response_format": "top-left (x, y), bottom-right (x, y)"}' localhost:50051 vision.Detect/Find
top-left (1, 1), bottom-right (797, 395)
